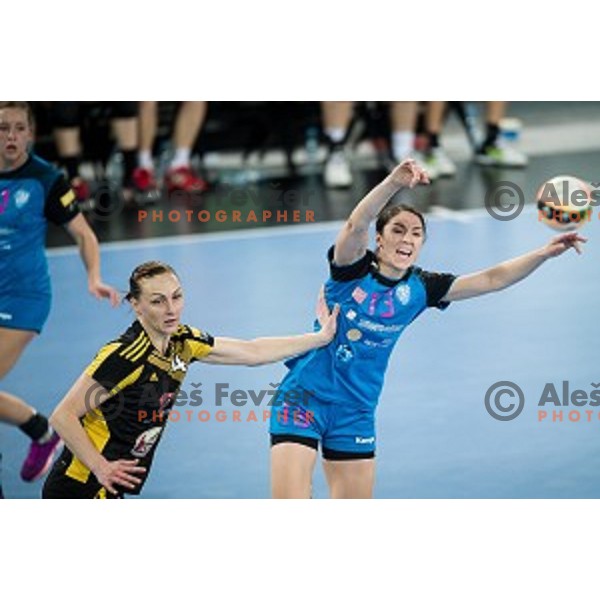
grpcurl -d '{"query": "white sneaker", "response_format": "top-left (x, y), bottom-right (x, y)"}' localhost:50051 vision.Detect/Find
top-left (429, 147), bottom-right (457, 178)
top-left (410, 151), bottom-right (439, 181)
top-left (324, 150), bottom-right (353, 188)
top-left (475, 141), bottom-right (528, 167)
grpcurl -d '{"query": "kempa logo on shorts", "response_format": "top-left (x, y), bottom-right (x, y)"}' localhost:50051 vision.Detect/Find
top-left (355, 436), bottom-right (375, 445)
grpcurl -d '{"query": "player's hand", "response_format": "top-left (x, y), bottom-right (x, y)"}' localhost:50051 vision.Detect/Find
top-left (542, 232), bottom-right (587, 258)
top-left (93, 458), bottom-right (146, 495)
top-left (388, 158), bottom-right (430, 188)
top-left (89, 280), bottom-right (120, 307)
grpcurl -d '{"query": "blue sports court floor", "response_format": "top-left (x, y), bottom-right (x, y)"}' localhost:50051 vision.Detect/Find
top-left (2, 189), bottom-right (599, 498)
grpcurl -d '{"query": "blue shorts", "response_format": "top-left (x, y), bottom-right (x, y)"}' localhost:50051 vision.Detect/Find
top-left (269, 376), bottom-right (376, 459)
top-left (0, 293), bottom-right (51, 333)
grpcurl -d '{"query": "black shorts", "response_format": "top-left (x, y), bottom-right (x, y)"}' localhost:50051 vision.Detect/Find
top-left (271, 434), bottom-right (375, 460)
top-left (42, 456), bottom-right (122, 499)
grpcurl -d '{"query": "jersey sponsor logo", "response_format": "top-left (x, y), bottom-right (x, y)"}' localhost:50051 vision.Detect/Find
top-left (395, 284), bottom-right (411, 305)
top-left (131, 427), bottom-right (162, 458)
top-left (171, 355), bottom-right (187, 373)
top-left (364, 338), bottom-right (393, 348)
top-left (335, 344), bottom-right (354, 363)
top-left (15, 189), bottom-right (30, 209)
top-left (357, 319), bottom-right (405, 334)
top-left (347, 328), bottom-right (362, 342)
top-left (355, 436), bottom-right (375, 445)
top-left (351, 286), bottom-right (367, 304)
top-left (346, 309), bottom-right (357, 321)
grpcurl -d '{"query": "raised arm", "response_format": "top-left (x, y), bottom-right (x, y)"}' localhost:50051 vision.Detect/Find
top-left (50, 373), bottom-right (146, 495)
top-left (443, 232), bottom-right (587, 302)
top-left (201, 304), bottom-right (340, 366)
top-left (64, 213), bottom-right (120, 307)
top-left (334, 159), bottom-right (429, 266)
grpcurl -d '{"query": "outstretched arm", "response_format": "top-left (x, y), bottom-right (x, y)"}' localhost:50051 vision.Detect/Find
top-left (334, 159), bottom-right (429, 266)
top-left (50, 374), bottom-right (146, 495)
top-left (443, 232), bottom-right (587, 302)
top-left (201, 304), bottom-right (340, 366)
top-left (65, 214), bottom-right (120, 307)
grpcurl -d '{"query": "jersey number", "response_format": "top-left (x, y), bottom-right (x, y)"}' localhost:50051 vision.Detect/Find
top-left (368, 290), bottom-right (395, 318)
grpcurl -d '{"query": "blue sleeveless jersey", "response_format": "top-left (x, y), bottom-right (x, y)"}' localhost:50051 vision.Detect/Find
top-left (0, 154), bottom-right (78, 298)
top-left (282, 247), bottom-right (456, 410)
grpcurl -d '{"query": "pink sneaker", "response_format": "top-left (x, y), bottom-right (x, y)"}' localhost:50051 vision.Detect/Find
top-left (20, 432), bottom-right (63, 482)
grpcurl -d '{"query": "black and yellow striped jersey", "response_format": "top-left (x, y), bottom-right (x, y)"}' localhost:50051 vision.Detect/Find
top-left (57, 320), bottom-right (214, 495)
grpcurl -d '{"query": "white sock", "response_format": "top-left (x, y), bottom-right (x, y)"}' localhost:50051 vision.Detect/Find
top-left (170, 148), bottom-right (192, 170)
top-left (37, 426), bottom-right (54, 444)
top-left (325, 127), bottom-right (346, 144)
top-left (392, 131), bottom-right (415, 162)
top-left (138, 150), bottom-right (154, 170)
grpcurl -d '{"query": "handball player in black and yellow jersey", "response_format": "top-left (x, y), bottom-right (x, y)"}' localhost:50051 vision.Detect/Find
top-left (43, 261), bottom-right (339, 498)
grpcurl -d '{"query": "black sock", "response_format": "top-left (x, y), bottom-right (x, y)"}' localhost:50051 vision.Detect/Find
top-left (480, 123), bottom-right (500, 151)
top-left (428, 132), bottom-right (440, 149)
top-left (326, 140), bottom-right (346, 155)
top-left (62, 156), bottom-right (80, 181)
top-left (19, 413), bottom-right (49, 442)
top-left (121, 150), bottom-right (137, 185)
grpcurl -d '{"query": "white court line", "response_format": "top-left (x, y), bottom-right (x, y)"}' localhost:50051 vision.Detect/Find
top-left (46, 221), bottom-right (345, 256)
top-left (46, 204), bottom-right (541, 257)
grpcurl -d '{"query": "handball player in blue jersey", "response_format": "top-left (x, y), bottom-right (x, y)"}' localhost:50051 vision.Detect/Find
top-left (270, 159), bottom-right (586, 498)
top-left (0, 102), bottom-right (119, 491)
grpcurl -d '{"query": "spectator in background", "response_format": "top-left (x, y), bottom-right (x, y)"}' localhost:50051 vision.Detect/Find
top-left (132, 102), bottom-right (209, 197)
top-left (51, 102), bottom-right (140, 203)
top-left (321, 102), bottom-right (423, 188)
top-left (321, 101), bottom-right (528, 188)
top-left (417, 101), bottom-right (528, 177)
top-left (475, 101), bottom-right (528, 167)
top-left (321, 101), bottom-right (354, 188)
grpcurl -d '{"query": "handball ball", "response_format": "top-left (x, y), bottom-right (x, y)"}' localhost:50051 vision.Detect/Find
top-left (537, 175), bottom-right (593, 231)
